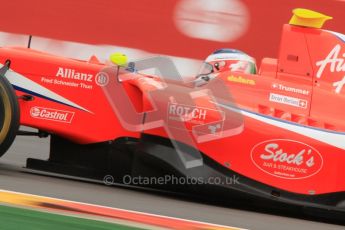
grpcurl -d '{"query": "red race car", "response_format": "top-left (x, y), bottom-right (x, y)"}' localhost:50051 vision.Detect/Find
top-left (0, 8), bottom-right (345, 213)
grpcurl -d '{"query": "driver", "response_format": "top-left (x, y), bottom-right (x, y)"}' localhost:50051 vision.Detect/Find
top-left (195, 48), bottom-right (257, 86)
top-left (206, 48), bottom-right (257, 74)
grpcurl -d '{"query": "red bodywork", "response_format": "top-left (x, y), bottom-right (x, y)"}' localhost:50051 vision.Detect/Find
top-left (2, 23), bottom-right (345, 196)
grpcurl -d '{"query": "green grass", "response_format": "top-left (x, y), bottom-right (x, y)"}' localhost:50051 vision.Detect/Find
top-left (0, 205), bottom-right (145, 230)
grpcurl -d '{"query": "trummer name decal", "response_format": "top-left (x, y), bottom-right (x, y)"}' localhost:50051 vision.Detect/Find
top-left (56, 67), bottom-right (93, 82)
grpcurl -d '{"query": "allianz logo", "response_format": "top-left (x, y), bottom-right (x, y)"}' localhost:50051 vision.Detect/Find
top-left (56, 67), bottom-right (93, 82)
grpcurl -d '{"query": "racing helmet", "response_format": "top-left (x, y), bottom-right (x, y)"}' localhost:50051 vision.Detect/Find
top-left (205, 48), bottom-right (257, 74)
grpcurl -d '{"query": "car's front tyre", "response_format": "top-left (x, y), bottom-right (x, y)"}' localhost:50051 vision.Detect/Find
top-left (0, 74), bottom-right (19, 157)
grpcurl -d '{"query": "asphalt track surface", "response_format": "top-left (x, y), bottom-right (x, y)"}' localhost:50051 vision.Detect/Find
top-left (0, 130), bottom-right (344, 230)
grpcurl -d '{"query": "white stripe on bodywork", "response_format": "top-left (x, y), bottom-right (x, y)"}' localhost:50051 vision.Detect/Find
top-left (328, 30), bottom-right (345, 43)
top-left (2, 65), bottom-right (91, 113)
top-left (218, 103), bottom-right (345, 150)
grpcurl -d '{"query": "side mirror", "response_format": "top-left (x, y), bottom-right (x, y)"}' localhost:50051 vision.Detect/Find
top-left (109, 52), bottom-right (128, 66)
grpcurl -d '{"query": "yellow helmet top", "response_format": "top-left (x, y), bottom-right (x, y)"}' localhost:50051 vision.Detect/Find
top-left (109, 52), bottom-right (128, 66)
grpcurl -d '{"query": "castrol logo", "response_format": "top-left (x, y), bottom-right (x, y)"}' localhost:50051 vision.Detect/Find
top-left (30, 107), bottom-right (74, 123)
top-left (251, 139), bottom-right (323, 179)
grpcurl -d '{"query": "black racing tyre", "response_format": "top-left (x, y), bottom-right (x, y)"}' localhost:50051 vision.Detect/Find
top-left (0, 74), bottom-right (19, 157)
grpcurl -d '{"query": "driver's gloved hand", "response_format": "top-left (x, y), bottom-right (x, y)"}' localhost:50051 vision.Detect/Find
top-left (194, 75), bottom-right (210, 87)
top-left (201, 76), bottom-right (210, 81)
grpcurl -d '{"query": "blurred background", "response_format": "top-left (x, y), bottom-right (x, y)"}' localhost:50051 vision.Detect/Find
top-left (0, 0), bottom-right (343, 75)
